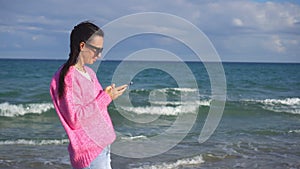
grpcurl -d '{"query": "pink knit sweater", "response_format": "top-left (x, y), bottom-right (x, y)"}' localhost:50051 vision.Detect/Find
top-left (50, 65), bottom-right (116, 168)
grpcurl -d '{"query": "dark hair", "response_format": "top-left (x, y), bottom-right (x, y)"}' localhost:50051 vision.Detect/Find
top-left (58, 21), bottom-right (104, 98)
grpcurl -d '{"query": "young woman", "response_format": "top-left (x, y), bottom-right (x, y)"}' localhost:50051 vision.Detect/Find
top-left (50, 21), bottom-right (127, 169)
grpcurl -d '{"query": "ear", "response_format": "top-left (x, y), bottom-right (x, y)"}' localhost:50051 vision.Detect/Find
top-left (79, 42), bottom-right (85, 50)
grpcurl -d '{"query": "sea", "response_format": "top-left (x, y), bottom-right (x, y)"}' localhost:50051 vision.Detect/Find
top-left (0, 59), bottom-right (299, 169)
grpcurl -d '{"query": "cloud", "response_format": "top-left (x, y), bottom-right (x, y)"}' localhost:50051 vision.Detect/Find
top-left (0, 0), bottom-right (299, 62)
top-left (188, 1), bottom-right (300, 34)
top-left (272, 35), bottom-right (286, 53)
top-left (181, 0), bottom-right (300, 62)
top-left (232, 18), bottom-right (244, 27)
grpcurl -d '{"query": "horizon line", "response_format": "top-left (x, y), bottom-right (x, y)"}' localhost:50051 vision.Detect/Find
top-left (0, 57), bottom-right (299, 64)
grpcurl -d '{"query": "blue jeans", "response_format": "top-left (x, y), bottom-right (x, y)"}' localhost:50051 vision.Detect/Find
top-left (74, 146), bottom-right (112, 169)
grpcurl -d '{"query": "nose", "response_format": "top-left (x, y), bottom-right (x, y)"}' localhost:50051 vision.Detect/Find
top-left (97, 53), bottom-right (102, 58)
top-left (95, 52), bottom-right (102, 59)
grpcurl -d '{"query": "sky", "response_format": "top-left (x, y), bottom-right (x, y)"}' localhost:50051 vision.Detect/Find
top-left (0, 0), bottom-right (299, 62)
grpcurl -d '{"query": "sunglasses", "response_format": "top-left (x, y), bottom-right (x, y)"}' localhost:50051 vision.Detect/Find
top-left (85, 43), bottom-right (103, 56)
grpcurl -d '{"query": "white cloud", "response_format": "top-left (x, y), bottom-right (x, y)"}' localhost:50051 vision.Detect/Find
top-left (271, 35), bottom-right (286, 53)
top-left (232, 18), bottom-right (244, 27)
top-left (194, 1), bottom-right (299, 33)
top-left (0, 0), bottom-right (299, 62)
top-left (182, 1), bottom-right (300, 62)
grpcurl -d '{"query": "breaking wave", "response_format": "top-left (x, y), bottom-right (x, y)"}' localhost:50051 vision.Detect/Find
top-left (251, 98), bottom-right (300, 115)
top-left (0, 102), bottom-right (54, 117)
top-left (132, 155), bottom-right (204, 169)
top-left (0, 139), bottom-right (69, 145)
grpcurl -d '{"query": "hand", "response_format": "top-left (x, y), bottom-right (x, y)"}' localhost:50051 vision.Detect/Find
top-left (105, 84), bottom-right (128, 100)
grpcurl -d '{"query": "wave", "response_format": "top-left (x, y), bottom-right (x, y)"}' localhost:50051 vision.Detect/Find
top-left (288, 129), bottom-right (300, 133)
top-left (150, 100), bottom-right (211, 106)
top-left (131, 88), bottom-right (201, 98)
top-left (122, 87), bottom-right (207, 116)
top-left (0, 102), bottom-right (54, 117)
top-left (260, 98), bottom-right (300, 106)
top-left (150, 100), bottom-right (210, 106)
top-left (247, 98), bottom-right (300, 115)
top-left (157, 88), bottom-right (199, 93)
top-left (0, 139), bottom-right (69, 145)
top-left (132, 88), bottom-right (199, 93)
top-left (120, 135), bottom-right (148, 140)
top-left (132, 155), bottom-right (204, 169)
top-left (120, 104), bottom-right (199, 116)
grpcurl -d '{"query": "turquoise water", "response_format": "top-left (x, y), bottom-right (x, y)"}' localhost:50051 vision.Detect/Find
top-left (0, 59), bottom-right (299, 169)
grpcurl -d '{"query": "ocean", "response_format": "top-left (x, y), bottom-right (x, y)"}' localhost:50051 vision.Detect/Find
top-left (0, 59), bottom-right (299, 169)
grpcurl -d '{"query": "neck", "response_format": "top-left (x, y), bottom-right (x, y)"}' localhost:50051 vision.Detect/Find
top-left (75, 62), bottom-right (86, 73)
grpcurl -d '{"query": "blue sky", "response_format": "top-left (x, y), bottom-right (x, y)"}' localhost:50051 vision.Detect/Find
top-left (0, 0), bottom-right (299, 62)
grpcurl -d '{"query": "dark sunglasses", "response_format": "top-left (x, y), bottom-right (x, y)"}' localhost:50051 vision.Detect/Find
top-left (85, 43), bottom-right (103, 56)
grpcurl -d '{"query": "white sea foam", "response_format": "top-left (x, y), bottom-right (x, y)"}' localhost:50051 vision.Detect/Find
top-left (132, 155), bottom-right (204, 169)
top-left (0, 102), bottom-right (53, 117)
top-left (120, 105), bottom-right (199, 116)
top-left (149, 87), bottom-right (207, 106)
top-left (120, 135), bottom-right (148, 140)
top-left (261, 98), bottom-right (300, 106)
top-left (123, 87), bottom-right (208, 116)
top-left (258, 98), bottom-right (300, 115)
top-left (134, 88), bottom-right (199, 93)
top-left (158, 88), bottom-right (199, 93)
top-left (288, 129), bottom-right (300, 133)
top-left (150, 100), bottom-right (211, 106)
top-left (244, 98), bottom-right (300, 115)
top-left (0, 139), bottom-right (69, 145)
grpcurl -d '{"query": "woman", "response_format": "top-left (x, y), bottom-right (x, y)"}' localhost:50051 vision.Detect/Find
top-left (50, 21), bottom-right (127, 169)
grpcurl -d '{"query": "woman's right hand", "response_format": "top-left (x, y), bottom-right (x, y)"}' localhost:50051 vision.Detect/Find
top-left (105, 84), bottom-right (128, 100)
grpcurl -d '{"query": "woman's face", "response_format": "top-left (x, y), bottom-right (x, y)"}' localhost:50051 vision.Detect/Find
top-left (81, 35), bottom-right (104, 64)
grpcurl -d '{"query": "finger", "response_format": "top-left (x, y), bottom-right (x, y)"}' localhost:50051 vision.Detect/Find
top-left (116, 84), bottom-right (128, 91)
top-left (118, 88), bottom-right (127, 94)
top-left (118, 88), bottom-right (127, 95)
top-left (105, 86), bottom-right (112, 92)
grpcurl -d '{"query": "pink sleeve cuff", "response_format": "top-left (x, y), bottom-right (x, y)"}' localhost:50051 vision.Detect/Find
top-left (96, 90), bottom-right (112, 107)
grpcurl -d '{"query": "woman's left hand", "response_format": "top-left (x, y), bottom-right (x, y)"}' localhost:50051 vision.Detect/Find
top-left (105, 84), bottom-right (128, 100)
